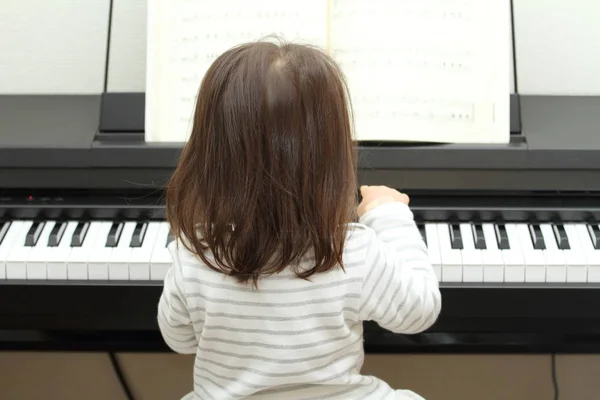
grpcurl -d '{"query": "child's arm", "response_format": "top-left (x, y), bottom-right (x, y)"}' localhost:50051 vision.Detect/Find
top-left (157, 248), bottom-right (198, 354)
top-left (358, 187), bottom-right (441, 334)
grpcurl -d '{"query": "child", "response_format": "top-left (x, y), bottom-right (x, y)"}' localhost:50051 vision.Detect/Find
top-left (158, 39), bottom-right (441, 400)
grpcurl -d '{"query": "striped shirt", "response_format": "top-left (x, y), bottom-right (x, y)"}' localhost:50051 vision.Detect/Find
top-left (158, 202), bottom-right (441, 400)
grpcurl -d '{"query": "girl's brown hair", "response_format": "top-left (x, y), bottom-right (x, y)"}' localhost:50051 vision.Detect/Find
top-left (166, 39), bottom-right (357, 285)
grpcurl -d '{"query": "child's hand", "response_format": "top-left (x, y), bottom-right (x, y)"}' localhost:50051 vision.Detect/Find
top-left (358, 185), bottom-right (409, 217)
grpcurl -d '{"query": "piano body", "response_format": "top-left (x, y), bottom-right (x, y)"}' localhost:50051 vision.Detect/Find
top-left (1, 92), bottom-right (600, 353)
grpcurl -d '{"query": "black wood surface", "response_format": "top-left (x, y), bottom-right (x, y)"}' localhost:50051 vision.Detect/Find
top-left (1, 281), bottom-right (600, 353)
top-left (1, 191), bottom-right (600, 222)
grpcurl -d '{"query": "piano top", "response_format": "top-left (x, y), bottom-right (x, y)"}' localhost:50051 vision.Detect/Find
top-left (1, 94), bottom-right (600, 191)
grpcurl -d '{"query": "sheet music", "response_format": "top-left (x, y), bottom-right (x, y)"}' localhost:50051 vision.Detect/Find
top-left (146, 0), bottom-right (509, 144)
top-left (330, 0), bottom-right (509, 143)
top-left (146, 0), bottom-right (327, 142)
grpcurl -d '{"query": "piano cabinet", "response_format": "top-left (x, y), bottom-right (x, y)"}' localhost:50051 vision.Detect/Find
top-left (2, 94), bottom-right (600, 353)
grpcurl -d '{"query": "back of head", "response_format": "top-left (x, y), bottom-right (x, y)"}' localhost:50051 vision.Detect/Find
top-left (166, 38), bottom-right (357, 285)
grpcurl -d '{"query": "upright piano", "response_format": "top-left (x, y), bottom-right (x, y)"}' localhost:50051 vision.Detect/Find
top-left (1, 93), bottom-right (600, 353)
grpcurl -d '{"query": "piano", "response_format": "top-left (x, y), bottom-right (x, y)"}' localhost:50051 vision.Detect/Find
top-left (1, 93), bottom-right (600, 354)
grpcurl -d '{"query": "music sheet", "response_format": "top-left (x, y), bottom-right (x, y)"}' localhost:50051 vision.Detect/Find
top-left (146, 0), bottom-right (509, 144)
top-left (145, 0), bottom-right (327, 142)
top-left (329, 0), bottom-right (509, 143)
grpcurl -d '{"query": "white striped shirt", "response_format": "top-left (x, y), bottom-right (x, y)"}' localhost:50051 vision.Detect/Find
top-left (158, 202), bottom-right (441, 399)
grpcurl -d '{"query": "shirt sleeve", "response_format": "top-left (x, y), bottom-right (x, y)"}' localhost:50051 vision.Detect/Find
top-left (157, 244), bottom-right (198, 354)
top-left (358, 202), bottom-right (441, 334)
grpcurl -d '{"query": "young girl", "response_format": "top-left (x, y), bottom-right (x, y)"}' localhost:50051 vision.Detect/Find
top-left (158, 39), bottom-right (441, 400)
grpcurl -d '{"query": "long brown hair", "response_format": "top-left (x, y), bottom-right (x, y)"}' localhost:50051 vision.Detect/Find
top-left (166, 38), bottom-right (357, 285)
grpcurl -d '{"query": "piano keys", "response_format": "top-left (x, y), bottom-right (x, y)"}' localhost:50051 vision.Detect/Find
top-left (0, 219), bottom-right (173, 282)
top-left (1, 217), bottom-right (600, 284)
top-left (424, 220), bottom-right (600, 284)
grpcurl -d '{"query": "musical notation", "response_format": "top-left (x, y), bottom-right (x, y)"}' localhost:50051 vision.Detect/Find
top-left (146, 0), bottom-right (509, 144)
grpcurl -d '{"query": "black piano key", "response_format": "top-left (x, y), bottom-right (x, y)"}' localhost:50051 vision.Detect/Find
top-left (587, 223), bottom-right (600, 249)
top-left (552, 224), bottom-right (570, 250)
top-left (130, 222), bottom-right (148, 248)
top-left (449, 223), bottom-right (463, 249)
top-left (0, 221), bottom-right (11, 245)
top-left (471, 224), bottom-right (487, 249)
top-left (166, 230), bottom-right (175, 246)
top-left (494, 224), bottom-right (510, 249)
top-left (417, 223), bottom-right (427, 245)
top-left (25, 221), bottom-right (45, 246)
top-left (106, 222), bottom-right (124, 248)
top-left (528, 224), bottom-right (546, 250)
top-left (48, 221), bottom-right (67, 247)
top-left (71, 221), bottom-right (90, 247)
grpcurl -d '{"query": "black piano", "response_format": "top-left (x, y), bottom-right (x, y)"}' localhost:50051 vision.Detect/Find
top-left (1, 93), bottom-right (600, 354)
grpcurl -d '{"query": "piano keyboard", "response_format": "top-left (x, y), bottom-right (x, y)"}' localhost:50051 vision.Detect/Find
top-left (0, 220), bottom-right (172, 281)
top-left (418, 221), bottom-right (600, 283)
top-left (1, 219), bottom-right (600, 283)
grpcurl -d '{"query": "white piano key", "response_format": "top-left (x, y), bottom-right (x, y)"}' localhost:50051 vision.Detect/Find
top-left (87, 222), bottom-right (113, 280)
top-left (67, 222), bottom-right (103, 280)
top-left (0, 221), bottom-right (26, 279)
top-left (563, 224), bottom-right (588, 282)
top-left (460, 223), bottom-right (483, 282)
top-left (503, 224), bottom-right (525, 282)
top-left (516, 224), bottom-right (546, 283)
top-left (150, 223), bottom-right (173, 281)
top-left (47, 221), bottom-right (78, 280)
top-left (424, 223), bottom-right (442, 281)
top-left (26, 222), bottom-right (55, 279)
top-left (5, 220), bottom-right (34, 279)
top-left (481, 223), bottom-right (504, 282)
top-left (575, 223), bottom-right (600, 282)
top-left (437, 223), bottom-right (462, 282)
top-left (108, 222), bottom-right (137, 280)
top-left (540, 224), bottom-right (567, 283)
top-left (129, 222), bottom-right (161, 280)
